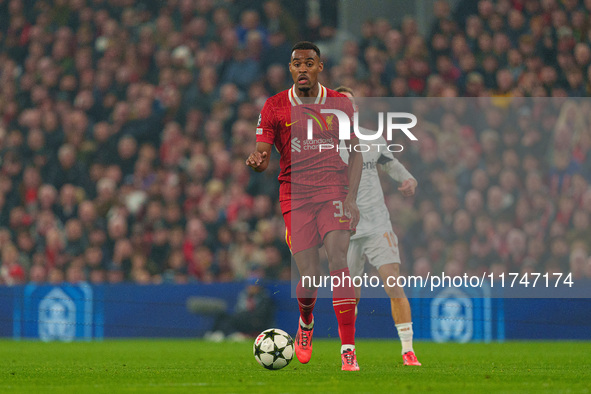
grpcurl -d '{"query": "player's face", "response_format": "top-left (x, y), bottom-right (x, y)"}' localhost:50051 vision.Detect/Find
top-left (289, 49), bottom-right (323, 92)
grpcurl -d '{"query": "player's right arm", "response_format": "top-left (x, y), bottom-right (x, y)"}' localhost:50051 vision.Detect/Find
top-left (246, 142), bottom-right (272, 172)
top-left (246, 99), bottom-right (276, 172)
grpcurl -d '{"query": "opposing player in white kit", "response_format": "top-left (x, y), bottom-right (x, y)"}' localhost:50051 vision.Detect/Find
top-left (336, 87), bottom-right (421, 366)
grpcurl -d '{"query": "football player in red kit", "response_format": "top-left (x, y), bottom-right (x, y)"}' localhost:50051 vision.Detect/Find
top-left (246, 41), bottom-right (363, 371)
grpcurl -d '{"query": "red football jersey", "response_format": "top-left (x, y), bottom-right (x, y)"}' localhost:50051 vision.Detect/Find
top-left (256, 83), bottom-right (354, 210)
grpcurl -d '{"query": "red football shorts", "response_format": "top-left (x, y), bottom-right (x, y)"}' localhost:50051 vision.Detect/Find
top-left (282, 198), bottom-right (352, 254)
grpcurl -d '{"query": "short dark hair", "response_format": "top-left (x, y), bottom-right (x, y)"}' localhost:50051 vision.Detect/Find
top-left (335, 86), bottom-right (354, 96)
top-left (291, 41), bottom-right (321, 58)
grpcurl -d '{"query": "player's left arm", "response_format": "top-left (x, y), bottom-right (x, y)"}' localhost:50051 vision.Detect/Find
top-left (378, 155), bottom-right (418, 197)
top-left (344, 135), bottom-right (362, 229)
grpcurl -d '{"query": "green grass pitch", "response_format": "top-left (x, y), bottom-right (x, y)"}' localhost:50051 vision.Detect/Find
top-left (0, 339), bottom-right (589, 393)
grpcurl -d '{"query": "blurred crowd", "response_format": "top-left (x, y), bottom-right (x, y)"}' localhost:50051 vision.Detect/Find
top-left (0, 0), bottom-right (590, 286)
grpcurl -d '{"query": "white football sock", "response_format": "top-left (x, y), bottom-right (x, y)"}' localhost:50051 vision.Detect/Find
top-left (299, 317), bottom-right (314, 329)
top-left (341, 344), bottom-right (355, 354)
top-left (395, 322), bottom-right (414, 355)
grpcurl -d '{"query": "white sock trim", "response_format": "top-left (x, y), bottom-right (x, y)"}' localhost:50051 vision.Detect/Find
top-left (341, 344), bottom-right (355, 354)
top-left (395, 322), bottom-right (413, 331)
top-left (299, 317), bottom-right (314, 329)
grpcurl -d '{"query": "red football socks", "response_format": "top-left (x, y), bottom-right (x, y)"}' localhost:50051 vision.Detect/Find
top-left (331, 267), bottom-right (356, 345)
top-left (296, 279), bottom-right (318, 325)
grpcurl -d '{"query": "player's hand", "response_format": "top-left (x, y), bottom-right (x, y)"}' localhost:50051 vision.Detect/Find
top-left (343, 194), bottom-right (360, 231)
top-left (245, 151), bottom-right (268, 170)
top-left (398, 178), bottom-right (417, 197)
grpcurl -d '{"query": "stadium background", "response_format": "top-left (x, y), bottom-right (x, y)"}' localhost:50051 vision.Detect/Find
top-left (0, 0), bottom-right (590, 342)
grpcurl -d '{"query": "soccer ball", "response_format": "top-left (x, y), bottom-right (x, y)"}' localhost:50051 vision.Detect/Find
top-left (253, 328), bottom-right (294, 370)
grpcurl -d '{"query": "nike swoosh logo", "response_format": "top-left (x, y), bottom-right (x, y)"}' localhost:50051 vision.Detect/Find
top-left (339, 218), bottom-right (349, 223)
top-left (285, 121), bottom-right (299, 127)
top-left (340, 309), bottom-right (352, 314)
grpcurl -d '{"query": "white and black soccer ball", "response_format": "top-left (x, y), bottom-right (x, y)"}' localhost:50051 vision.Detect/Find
top-left (253, 328), bottom-right (294, 370)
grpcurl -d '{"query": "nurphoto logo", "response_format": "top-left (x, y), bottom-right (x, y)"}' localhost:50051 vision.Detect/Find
top-left (304, 109), bottom-right (418, 152)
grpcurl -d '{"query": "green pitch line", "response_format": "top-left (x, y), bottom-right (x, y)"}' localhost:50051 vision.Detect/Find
top-left (0, 340), bottom-right (589, 393)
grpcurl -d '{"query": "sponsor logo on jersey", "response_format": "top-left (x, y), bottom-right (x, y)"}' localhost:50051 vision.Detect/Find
top-left (291, 137), bottom-right (301, 153)
top-left (291, 136), bottom-right (335, 153)
top-left (363, 160), bottom-right (377, 170)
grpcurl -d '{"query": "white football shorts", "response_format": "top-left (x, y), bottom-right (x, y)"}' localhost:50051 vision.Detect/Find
top-left (347, 229), bottom-right (401, 278)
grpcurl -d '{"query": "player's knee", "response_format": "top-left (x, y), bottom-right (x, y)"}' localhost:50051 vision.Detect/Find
top-left (325, 247), bottom-right (348, 271)
top-left (298, 262), bottom-right (322, 278)
top-left (386, 285), bottom-right (406, 300)
top-left (327, 256), bottom-right (347, 271)
top-left (301, 268), bottom-right (322, 280)
top-left (294, 253), bottom-right (321, 277)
